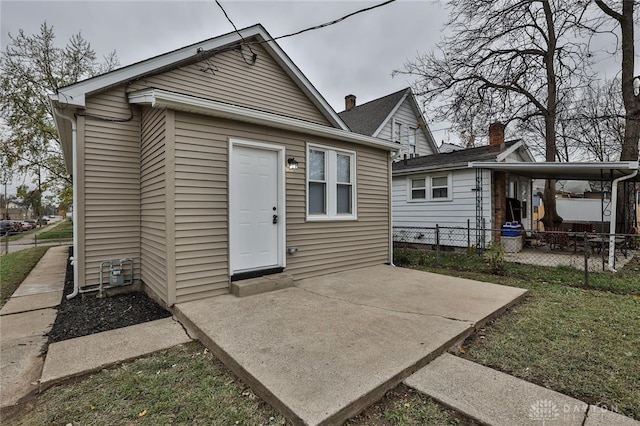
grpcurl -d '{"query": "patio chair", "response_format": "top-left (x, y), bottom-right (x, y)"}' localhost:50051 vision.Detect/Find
top-left (545, 226), bottom-right (569, 250)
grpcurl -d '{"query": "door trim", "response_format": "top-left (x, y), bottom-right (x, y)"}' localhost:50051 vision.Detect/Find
top-left (228, 138), bottom-right (286, 276)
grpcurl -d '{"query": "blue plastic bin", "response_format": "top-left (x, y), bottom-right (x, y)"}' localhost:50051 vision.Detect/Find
top-left (501, 222), bottom-right (522, 237)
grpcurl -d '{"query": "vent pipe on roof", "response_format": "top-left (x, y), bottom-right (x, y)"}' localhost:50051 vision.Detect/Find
top-left (345, 94), bottom-right (356, 111)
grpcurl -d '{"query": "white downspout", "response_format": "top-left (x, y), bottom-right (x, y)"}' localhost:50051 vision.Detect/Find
top-left (608, 169), bottom-right (638, 272)
top-left (53, 106), bottom-right (79, 298)
top-left (389, 150), bottom-right (401, 266)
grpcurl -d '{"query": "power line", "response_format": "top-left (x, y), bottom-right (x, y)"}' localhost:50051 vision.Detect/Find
top-left (268, 0), bottom-right (397, 42)
top-left (215, 0), bottom-right (257, 65)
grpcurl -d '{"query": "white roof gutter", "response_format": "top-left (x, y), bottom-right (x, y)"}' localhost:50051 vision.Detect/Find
top-left (129, 88), bottom-right (400, 152)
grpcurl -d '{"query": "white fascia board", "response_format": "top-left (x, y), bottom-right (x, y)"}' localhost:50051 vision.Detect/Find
top-left (258, 34), bottom-right (348, 131)
top-left (131, 89), bottom-right (399, 152)
top-left (468, 161), bottom-right (640, 180)
top-left (496, 140), bottom-right (523, 162)
top-left (50, 25), bottom-right (264, 107)
top-left (372, 91), bottom-right (409, 137)
top-left (49, 24), bottom-right (346, 130)
top-left (393, 164), bottom-right (466, 176)
top-left (408, 91), bottom-right (438, 154)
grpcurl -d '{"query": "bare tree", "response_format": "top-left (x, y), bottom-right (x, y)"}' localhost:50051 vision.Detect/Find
top-left (396, 0), bottom-right (600, 227)
top-left (560, 79), bottom-right (625, 162)
top-left (0, 22), bottom-right (119, 205)
top-left (594, 0), bottom-right (640, 232)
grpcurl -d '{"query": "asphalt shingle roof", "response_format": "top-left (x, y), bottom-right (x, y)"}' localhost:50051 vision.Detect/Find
top-left (393, 140), bottom-right (520, 172)
top-left (337, 88), bottom-right (409, 135)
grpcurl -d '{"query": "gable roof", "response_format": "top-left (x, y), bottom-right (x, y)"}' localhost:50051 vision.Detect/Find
top-left (338, 88), bottom-right (408, 135)
top-left (337, 87), bottom-right (438, 153)
top-left (51, 24), bottom-right (346, 129)
top-left (393, 140), bottom-right (525, 174)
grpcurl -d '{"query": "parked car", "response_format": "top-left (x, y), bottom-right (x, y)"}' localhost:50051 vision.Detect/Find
top-left (37, 217), bottom-right (49, 226)
top-left (1, 220), bottom-right (21, 234)
top-left (22, 220), bottom-right (37, 230)
top-left (1, 220), bottom-right (11, 234)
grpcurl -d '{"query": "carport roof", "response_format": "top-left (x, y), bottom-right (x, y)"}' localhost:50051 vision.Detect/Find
top-left (468, 161), bottom-right (640, 181)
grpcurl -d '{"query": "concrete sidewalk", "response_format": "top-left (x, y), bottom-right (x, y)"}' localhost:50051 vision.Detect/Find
top-left (406, 353), bottom-right (639, 426)
top-left (0, 245), bottom-right (192, 419)
top-left (0, 245), bottom-right (68, 413)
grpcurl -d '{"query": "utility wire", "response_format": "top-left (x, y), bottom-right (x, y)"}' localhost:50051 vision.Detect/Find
top-left (268, 0), bottom-right (397, 42)
top-left (215, 0), bottom-right (257, 64)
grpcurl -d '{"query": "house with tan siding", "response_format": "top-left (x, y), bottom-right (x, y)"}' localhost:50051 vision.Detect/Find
top-left (51, 24), bottom-right (398, 306)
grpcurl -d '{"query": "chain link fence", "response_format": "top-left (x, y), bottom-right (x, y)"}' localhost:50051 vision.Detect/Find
top-left (393, 224), bottom-right (638, 284)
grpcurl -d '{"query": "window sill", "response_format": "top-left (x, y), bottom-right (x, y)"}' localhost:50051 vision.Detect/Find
top-left (306, 215), bottom-right (358, 222)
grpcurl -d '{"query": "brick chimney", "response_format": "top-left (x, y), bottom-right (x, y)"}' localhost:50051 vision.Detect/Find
top-left (345, 94), bottom-right (356, 111)
top-left (488, 122), bottom-right (505, 146)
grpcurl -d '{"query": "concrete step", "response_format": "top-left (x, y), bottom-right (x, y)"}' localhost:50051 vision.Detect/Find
top-left (230, 273), bottom-right (294, 297)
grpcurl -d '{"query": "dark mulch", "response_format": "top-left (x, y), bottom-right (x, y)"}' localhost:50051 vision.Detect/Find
top-left (48, 247), bottom-right (171, 343)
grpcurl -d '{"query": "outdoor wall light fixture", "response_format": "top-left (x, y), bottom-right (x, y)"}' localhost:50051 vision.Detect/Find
top-left (287, 157), bottom-right (299, 170)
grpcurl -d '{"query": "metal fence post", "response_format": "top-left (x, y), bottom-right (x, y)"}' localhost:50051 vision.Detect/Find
top-left (34, 234), bottom-right (37, 247)
top-left (583, 231), bottom-right (588, 286)
top-left (467, 219), bottom-right (471, 248)
top-left (435, 224), bottom-right (440, 265)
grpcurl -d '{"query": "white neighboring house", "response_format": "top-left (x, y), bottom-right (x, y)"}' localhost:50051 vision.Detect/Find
top-left (338, 88), bottom-right (439, 158)
top-left (392, 123), bottom-right (535, 248)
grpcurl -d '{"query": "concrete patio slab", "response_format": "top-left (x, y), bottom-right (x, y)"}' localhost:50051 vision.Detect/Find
top-left (0, 292), bottom-right (63, 316)
top-left (405, 353), bottom-right (587, 426)
top-left (174, 265), bottom-right (527, 425)
top-left (40, 318), bottom-right (192, 389)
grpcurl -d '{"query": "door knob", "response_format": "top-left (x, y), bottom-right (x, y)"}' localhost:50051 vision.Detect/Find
top-left (272, 214), bottom-right (278, 224)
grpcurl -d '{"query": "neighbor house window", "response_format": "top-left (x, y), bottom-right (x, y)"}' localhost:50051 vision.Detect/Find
top-left (408, 127), bottom-right (417, 155)
top-left (407, 173), bottom-right (452, 202)
top-left (393, 120), bottom-right (403, 144)
top-left (431, 176), bottom-right (449, 199)
top-left (410, 177), bottom-right (426, 200)
top-left (307, 144), bottom-right (356, 220)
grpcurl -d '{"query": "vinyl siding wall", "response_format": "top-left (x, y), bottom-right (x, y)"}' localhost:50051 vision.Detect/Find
top-left (129, 41), bottom-right (330, 126)
top-left (392, 169), bottom-right (492, 237)
top-left (140, 107), bottom-right (167, 302)
top-left (170, 111), bottom-right (389, 303)
top-left (82, 87), bottom-right (141, 287)
top-left (378, 100), bottom-right (436, 156)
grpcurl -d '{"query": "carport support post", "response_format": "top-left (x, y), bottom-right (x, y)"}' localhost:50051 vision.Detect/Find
top-left (583, 232), bottom-right (588, 286)
top-left (435, 224), bottom-right (440, 265)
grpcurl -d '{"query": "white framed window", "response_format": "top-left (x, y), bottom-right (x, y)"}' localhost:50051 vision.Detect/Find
top-left (407, 173), bottom-right (452, 202)
top-left (410, 177), bottom-right (426, 200)
top-left (408, 127), bottom-right (417, 155)
top-left (393, 119), bottom-right (403, 144)
top-left (431, 175), bottom-right (449, 199)
top-left (307, 143), bottom-right (356, 220)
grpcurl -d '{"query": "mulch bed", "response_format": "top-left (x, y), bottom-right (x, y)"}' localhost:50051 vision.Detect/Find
top-left (48, 247), bottom-right (171, 343)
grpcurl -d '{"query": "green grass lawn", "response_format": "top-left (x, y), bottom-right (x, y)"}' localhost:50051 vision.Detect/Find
top-left (6, 246), bottom-right (639, 424)
top-left (0, 246), bottom-right (50, 308)
top-left (36, 220), bottom-right (73, 240)
top-left (396, 247), bottom-right (640, 420)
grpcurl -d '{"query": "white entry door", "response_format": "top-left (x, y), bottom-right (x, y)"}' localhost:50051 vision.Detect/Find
top-left (230, 144), bottom-right (282, 274)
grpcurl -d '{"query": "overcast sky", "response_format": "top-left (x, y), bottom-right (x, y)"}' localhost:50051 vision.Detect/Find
top-left (1, 1), bottom-right (450, 113)
top-left (0, 1), bottom-right (635, 194)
